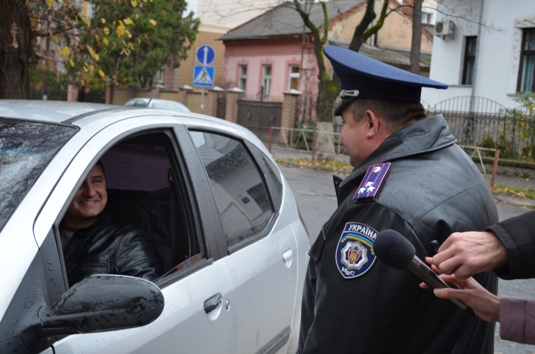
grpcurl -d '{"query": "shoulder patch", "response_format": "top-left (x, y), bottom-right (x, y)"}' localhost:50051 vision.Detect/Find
top-left (353, 162), bottom-right (391, 201)
top-left (335, 222), bottom-right (377, 279)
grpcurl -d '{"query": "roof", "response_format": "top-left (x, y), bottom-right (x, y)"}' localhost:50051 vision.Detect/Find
top-left (220, 0), bottom-right (363, 41)
top-left (330, 39), bottom-right (432, 70)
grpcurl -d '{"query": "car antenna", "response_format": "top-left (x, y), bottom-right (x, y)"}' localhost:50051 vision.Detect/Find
top-left (147, 84), bottom-right (165, 107)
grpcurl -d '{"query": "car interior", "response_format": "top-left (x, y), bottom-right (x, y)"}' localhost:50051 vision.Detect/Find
top-left (100, 131), bottom-right (202, 279)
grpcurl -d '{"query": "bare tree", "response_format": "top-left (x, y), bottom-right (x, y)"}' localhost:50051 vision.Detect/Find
top-left (349, 0), bottom-right (391, 52)
top-left (410, 0), bottom-right (422, 74)
top-left (294, 0), bottom-right (395, 123)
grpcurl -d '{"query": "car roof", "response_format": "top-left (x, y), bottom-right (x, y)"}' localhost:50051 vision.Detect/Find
top-left (0, 99), bottom-right (122, 124)
top-left (0, 99), bottom-right (262, 146)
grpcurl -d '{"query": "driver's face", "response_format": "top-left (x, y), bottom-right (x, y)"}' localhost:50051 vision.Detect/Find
top-left (64, 164), bottom-right (108, 230)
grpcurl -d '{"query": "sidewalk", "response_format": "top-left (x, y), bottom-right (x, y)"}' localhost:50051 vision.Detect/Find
top-left (270, 146), bottom-right (535, 209)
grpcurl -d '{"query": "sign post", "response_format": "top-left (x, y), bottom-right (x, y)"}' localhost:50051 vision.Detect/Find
top-left (193, 45), bottom-right (215, 114)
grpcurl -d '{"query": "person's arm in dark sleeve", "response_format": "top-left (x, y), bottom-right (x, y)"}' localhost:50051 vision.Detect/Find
top-left (491, 211), bottom-right (535, 279)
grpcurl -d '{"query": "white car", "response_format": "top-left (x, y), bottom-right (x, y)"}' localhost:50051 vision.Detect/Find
top-left (0, 100), bottom-right (309, 354)
top-left (124, 97), bottom-right (191, 112)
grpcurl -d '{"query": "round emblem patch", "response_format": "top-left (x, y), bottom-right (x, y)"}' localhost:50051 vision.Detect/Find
top-left (335, 222), bottom-right (377, 279)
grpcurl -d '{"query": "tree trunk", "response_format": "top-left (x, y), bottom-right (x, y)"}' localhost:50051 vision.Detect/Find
top-left (410, 0), bottom-right (422, 75)
top-left (0, 0), bottom-right (32, 99)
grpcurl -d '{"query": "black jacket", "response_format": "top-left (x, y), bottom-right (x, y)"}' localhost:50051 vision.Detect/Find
top-left (63, 211), bottom-right (163, 285)
top-left (298, 115), bottom-right (499, 354)
top-left (491, 210), bottom-right (535, 279)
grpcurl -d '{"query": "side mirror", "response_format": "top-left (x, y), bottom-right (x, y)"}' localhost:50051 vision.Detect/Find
top-left (38, 274), bottom-right (164, 335)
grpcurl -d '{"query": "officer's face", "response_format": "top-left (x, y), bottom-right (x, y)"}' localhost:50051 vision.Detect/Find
top-left (63, 164), bottom-right (108, 230)
top-left (340, 109), bottom-right (373, 167)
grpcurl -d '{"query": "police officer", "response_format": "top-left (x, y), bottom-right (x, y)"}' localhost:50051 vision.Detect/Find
top-left (297, 45), bottom-right (499, 354)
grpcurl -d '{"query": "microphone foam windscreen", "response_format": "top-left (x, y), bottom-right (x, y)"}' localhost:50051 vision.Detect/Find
top-left (374, 229), bottom-right (416, 269)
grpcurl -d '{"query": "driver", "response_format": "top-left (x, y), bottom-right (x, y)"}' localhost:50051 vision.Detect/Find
top-left (60, 161), bottom-right (162, 285)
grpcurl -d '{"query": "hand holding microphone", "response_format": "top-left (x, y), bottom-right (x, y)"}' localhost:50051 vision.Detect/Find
top-left (373, 229), bottom-right (467, 310)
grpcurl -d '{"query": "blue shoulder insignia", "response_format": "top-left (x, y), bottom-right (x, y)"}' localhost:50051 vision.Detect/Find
top-left (353, 162), bottom-right (391, 201)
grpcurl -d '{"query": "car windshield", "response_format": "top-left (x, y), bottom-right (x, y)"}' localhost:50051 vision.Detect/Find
top-left (0, 118), bottom-right (77, 231)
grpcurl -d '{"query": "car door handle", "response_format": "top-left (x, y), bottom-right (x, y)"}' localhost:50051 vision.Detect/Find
top-left (282, 249), bottom-right (293, 262)
top-left (204, 292), bottom-right (223, 313)
top-left (282, 249), bottom-right (293, 268)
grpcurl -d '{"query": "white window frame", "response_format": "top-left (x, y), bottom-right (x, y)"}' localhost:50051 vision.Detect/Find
top-left (261, 65), bottom-right (272, 100)
top-left (288, 65), bottom-right (300, 91)
top-left (238, 65), bottom-right (247, 91)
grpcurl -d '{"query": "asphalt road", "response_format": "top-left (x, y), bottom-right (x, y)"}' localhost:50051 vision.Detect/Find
top-left (280, 164), bottom-right (535, 354)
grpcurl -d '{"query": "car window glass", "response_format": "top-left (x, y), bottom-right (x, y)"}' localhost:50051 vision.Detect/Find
top-left (190, 131), bottom-right (274, 246)
top-left (0, 118), bottom-right (77, 231)
top-left (259, 152), bottom-right (283, 207)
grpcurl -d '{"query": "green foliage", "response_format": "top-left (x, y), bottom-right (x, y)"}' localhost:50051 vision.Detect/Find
top-left (479, 133), bottom-right (516, 159)
top-left (29, 61), bottom-right (69, 92)
top-left (515, 93), bottom-right (535, 117)
top-left (79, 0), bottom-right (200, 88)
top-left (494, 93), bottom-right (535, 161)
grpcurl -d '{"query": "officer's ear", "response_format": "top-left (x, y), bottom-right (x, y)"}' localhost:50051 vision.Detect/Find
top-left (364, 110), bottom-right (381, 137)
top-left (365, 110), bottom-right (392, 144)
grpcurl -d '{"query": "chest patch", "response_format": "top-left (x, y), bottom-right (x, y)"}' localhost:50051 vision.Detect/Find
top-left (335, 222), bottom-right (377, 279)
top-left (353, 162), bottom-right (391, 201)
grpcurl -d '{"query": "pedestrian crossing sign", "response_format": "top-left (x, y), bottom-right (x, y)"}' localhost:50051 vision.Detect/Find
top-left (193, 65), bottom-right (215, 87)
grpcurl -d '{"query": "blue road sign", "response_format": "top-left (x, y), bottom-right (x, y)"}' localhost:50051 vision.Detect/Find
top-left (193, 65), bottom-right (215, 87)
top-left (196, 45), bottom-right (215, 66)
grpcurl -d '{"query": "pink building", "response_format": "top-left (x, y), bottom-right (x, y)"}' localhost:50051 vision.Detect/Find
top-left (223, 37), bottom-right (318, 102)
top-left (221, 0), bottom-right (434, 121)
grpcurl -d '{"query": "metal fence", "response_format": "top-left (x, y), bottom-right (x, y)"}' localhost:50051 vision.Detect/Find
top-left (30, 89), bottom-right (67, 101)
top-left (237, 99), bottom-right (282, 143)
top-left (266, 96), bottom-right (535, 163)
top-left (431, 96), bottom-right (535, 160)
top-left (267, 127), bottom-right (346, 156)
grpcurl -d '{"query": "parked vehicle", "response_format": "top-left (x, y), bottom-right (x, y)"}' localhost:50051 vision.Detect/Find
top-left (124, 97), bottom-right (191, 112)
top-left (0, 100), bottom-right (309, 354)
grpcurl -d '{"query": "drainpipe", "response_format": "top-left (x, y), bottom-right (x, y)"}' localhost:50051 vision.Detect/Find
top-left (470, 0), bottom-right (485, 112)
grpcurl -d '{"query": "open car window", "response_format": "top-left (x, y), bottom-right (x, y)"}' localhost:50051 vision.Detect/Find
top-left (57, 130), bottom-right (204, 286)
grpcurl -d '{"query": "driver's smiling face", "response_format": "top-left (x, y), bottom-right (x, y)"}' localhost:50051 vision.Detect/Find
top-left (63, 164), bottom-right (108, 230)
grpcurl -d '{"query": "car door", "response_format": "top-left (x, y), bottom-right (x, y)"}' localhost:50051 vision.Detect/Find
top-left (188, 129), bottom-right (299, 353)
top-left (35, 115), bottom-right (237, 353)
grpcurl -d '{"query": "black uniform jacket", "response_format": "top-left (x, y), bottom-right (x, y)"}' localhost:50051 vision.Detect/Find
top-left (491, 210), bottom-right (535, 279)
top-left (63, 211), bottom-right (163, 286)
top-left (298, 115), bottom-right (499, 354)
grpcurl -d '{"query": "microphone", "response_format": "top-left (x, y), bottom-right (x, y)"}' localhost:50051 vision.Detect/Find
top-left (374, 229), bottom-right (466, 310)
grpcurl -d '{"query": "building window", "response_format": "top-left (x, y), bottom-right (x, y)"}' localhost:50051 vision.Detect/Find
top-left (422, 11), bottom-right (433, 25)
top-left (462, 36), bottom-right (477, 85)
top-left (157, 67), bottom-right (165, 84)
top-left (261, 65), bottom-right (272, 100)
top-left (288, 65), bottom-right (300, 90)
top-left (518, 28), bottom-right (535, 92)
top-left (238, 65), bottom-right (247, 91)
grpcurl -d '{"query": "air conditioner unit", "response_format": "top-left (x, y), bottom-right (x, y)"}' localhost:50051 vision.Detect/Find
top-left (435, 20), bottom-right (455, 37)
